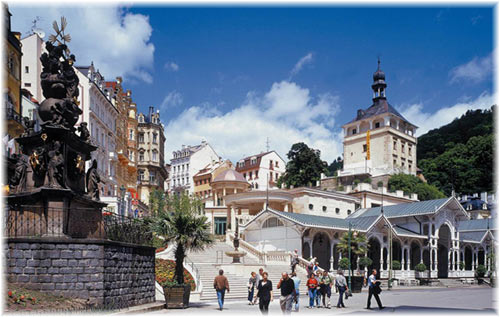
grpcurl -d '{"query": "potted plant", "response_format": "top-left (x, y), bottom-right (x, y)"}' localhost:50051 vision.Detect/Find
top-left (414, 263), bottom-right (427, 279)
top-left (152, 193), bottom-right (214, 308)
top-left (476, 264), bottom-right (486, 284)
top-left (337, 231), bottom-right (369, 293)
top-left (358, 256), bottom-right (373, 275)
top-left (392, 260), bottom-right (401, 270)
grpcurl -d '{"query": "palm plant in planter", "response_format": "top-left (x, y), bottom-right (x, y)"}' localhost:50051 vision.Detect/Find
top-left (152, 193), bottom-right (214, 308)
top-left (337, 231), bottom-right (369, 293)
top-left (476, 264), bottom-right (487, 284)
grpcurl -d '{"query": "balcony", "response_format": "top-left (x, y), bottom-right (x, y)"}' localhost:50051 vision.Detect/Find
top-left (5, 105), bottom-right (24, 136)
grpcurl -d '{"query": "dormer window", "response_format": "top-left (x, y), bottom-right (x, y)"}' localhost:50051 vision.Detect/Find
top-left (352, 128), bottom-right (357, 135)
top-left (375, 122), bottom-right (380, 128)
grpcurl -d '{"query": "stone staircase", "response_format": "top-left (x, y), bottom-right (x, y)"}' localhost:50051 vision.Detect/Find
top-left (186, 242), bottom-right (309, 301)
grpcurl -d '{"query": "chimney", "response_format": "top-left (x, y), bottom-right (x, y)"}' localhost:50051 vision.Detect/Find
top-left (357, 109), bottom-right (365, 119)
top-left (481, 192), bottom-right (488, 203)
top-left (149, 106), bottom-right (154, 120)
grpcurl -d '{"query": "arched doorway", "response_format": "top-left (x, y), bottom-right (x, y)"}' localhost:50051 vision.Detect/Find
top-left (423, 249), bottom-right (430, 269)
top-left (367, 238), bottom-right (381, 273)
top-left (437, 224), bottom-right (451, 278)
top-left (465, 246), bottom-right (472, 270)
top-left (478, 248), bottom-right (485, 266)
top-left (392, 240), bottom-right (402, 270)
top-left (302, 242), bottom-right (311, 259)
top-left (312, 232), bottom-right (331, 270)
top-left (410, 242), bottom-right (421, 269)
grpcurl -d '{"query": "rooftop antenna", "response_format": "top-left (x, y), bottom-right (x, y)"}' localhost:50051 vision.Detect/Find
top-left (266, 137), bottom-right (270, 152)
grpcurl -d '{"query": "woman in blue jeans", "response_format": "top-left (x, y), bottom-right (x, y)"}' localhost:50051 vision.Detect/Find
top-left (306, 273), bottom-right (319, 308)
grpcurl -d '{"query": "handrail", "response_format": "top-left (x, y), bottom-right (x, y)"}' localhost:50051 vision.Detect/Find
top-left (184, 255), bottom-right (202, 292)
top-left (297, 256), bottom-right (327, 276)
top-left (227, 232), bottom-right (266, 264)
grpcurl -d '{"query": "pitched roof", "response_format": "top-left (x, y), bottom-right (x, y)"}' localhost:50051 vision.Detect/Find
top-left (459, 231), bottom-right (488, 243)
top-left (212, 169), bottom-right (248, 184)
top-left (266, 210), bottom-right (378, 230)
top-left (346, 99), bottom-right (410, 125)
top-left (457, 218), bottom-right (491, 232)
top-left (348, 198), bottom-right (451, 219)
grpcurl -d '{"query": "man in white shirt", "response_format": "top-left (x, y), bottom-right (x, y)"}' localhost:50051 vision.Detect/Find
top-left (366, 269), bottom-right (384, 310)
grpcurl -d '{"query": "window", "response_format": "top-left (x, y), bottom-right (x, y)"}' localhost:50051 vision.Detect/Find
top-left (322, 206), bottom-right (327, 212)
top-left (393, 159), bottom-right (397, 166)
top-left (149, 171), bottom-right (156, 184)
top-left (363, 144), bottom-right (367, 152)
top-left (275, 161), bottom-right (279, 168)
top-left (255, 183), bottom-right (259, 189)
top-left (25, 66), bottom-right (29, 73)
top-left (269, 160), bottom-right (273, 168)
top-left (375, 122), bottom-right (380, 128)
top-left (335, 208), bottom-right (340, 214)
top-left (243, 173), bottom-right (246, 179)
top-left (408, 145), bottom-right (412, 156)
top-left (129, 129), bottom-right (134, 140)
top-left (352, 128), bottom-right (357, 135)
top-left (269, 173), bottom-right (273, 181)
top-left (152, 150), bottom-right (158, 162)
top-left (138, 170), bottom-right (145, 180)
top-left (24, 83), bottom-right (31, 87)
top-left (276, 173), bottom-right (278, 180)
top-left (249, 171), bottom-right (253, 179)
top-left (251, 158), bottom-right (257, 165)
top-left (401, 143), bottom-right (405, 152)
top-left (152, 133), bottom-right (158, 144)
top-left (347, 209), bottom-right (352, 215)
top-left (255, 171), bottom-right (259, 179)
top-left (263, 217), bottom-right (284, 228)
top-left (308, 204), bottom-right (314, 211)
top-left (138, 133), bottom-right (144, 143)
top-left (139, 151), bottom-right (144, 161)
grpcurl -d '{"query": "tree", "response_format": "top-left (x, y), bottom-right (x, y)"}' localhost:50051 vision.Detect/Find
top-left (151, 194), bottom-right (214, 285)
top-left (149, 189), bottom-right (167, 215)
top-left (388, 173), bottom-right (446, 200)
top-left (336, 231), bottom-right (369, 275)
top-left (327, 157), bottom-right (343, 176)
top-left (278, 142), bottom-right (328, 189)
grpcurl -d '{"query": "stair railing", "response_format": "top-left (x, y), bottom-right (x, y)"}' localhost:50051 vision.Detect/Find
top-left (184, 256), bottom-right (202, 292)
top-left (227, 232), bottom-right (266, 264)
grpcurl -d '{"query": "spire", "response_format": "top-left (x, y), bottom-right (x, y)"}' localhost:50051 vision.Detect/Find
top-left (372, 58), bottom-right (387, 101)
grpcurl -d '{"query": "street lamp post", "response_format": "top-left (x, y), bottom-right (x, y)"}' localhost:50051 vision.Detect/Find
top-left (388, 222), bottom-right (393, 290)
top-left (348, 221), bottom-right (352, 290)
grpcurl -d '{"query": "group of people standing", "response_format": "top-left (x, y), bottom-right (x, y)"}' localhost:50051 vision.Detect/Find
top-left (213, 252), bottom-right (384, 313)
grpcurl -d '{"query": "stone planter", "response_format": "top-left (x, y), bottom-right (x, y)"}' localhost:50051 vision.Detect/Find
top-left (164, 285), bottom-right (191, 309)
top-left (415, 271), bottom-right (428, 279)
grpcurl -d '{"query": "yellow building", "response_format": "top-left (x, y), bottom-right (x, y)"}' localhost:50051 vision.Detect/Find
top-left (193, 159), bottom-right (233, 200)
top-left (4, 4), bottom-right (24, 145)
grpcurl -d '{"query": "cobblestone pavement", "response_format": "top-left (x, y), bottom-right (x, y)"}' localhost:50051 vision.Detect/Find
top-left (150, 286), bottom-right (496, 315)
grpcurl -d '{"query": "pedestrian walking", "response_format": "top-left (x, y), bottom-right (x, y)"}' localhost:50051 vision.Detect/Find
top-left (277, 272), bottom-right (295, 315)
top-left (306, 272), bottom-right (319, 308)
top-left (253, 268), bottom-right (264, 304)
top-left (255, 272), bottom-right (273, 315)
top-left (335, 270), bottom-right (348, 308)
top-left (319, 270), bottom-right (333, 308)
top-left (290, 249), bottom-right (299, 274)
top-left (248, 272), bottom-right (257, 305)
top-left (291, 272), bottom-right (301, 312)
top-left (314, 271), bottom-right (321, 307)
top-left (366, 269), bottom-right (384, 310)
top-left (213, 269), bottom-right (230, 311)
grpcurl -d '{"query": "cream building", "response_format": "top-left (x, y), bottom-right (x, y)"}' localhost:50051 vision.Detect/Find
top-left (170, 141), bottom-right (220, 195)
top-left (340, 61), bottom-right (417, 179)
top-left (137, 107), bottom-right (168, 206)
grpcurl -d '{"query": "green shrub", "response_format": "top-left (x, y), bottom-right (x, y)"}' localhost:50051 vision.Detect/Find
top-left (362, 177), bottom-right (372, 184)
top-left (392, 260), bottom-right (401, 270)
top-left (338, 185), bottom-right (345, 191)
top-left (339, 258), bottom-right (350, 270)
top-left (415, 263), bottom-right (427, 272)
top-left (476, 264), bottom-right (487, 277)
top-left (359, 257), bottom-right (373, 268)
top-left (353, 179), bottom-right (360, 186)
top-left (377, 181), bottom-right (384, 188)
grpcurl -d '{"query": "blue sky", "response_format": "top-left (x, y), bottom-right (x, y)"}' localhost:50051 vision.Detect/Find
top-left (10, 4), bottom-right (494, 163)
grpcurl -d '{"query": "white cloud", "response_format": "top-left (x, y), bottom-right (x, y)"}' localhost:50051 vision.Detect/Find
top-left (449, 53), bottom-right (492, 84)
top-left (160, 90), bottom-right (183, 111)
top-left (164, 62), bottom-right (179, 72)
top-left (163, 80), bottom-right (343, 164)
top-left (10, 4), bottom-right (155, 84)
top-left (397, 91), bottom-right (494, 136)
top-left (289, 52), bottom-right (314, 79)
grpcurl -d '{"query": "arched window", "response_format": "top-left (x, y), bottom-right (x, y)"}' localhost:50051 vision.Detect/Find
top-left (308, 204), bottom-right (314, 210)
top-left (263, 217), bottom-right (284, 228)
top-left (347, 209), bottom-right (352, 215)
top-left (322, 206), bottom-right (327, 212)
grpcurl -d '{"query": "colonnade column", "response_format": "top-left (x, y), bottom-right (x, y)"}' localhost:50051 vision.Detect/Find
top-left (379, 246), bottom-right (384, 272)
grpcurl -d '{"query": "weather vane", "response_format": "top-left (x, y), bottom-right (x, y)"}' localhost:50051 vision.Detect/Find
top-left (48, 16), bottom-right (71, 57)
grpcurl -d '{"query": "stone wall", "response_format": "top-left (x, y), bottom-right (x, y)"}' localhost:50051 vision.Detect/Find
top-left (6, 238), bottom-right (155, 309)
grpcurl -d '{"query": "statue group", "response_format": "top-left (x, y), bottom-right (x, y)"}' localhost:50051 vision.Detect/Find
top-left (8, 19), bottom-right (100, 201)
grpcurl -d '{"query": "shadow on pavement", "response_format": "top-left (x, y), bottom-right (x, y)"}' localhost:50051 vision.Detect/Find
top-left (345, 306), bottom-right (496, 314)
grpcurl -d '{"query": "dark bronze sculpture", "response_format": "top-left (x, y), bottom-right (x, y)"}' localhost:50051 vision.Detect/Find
top-left (9, 154), bottom-right (28, 193)
top-left (86, 159), bottom-right (101, 200)
top-left (233, 222), bottom-right (240, 251)
top-left (77, 122), bottom-right (90, 142)
top-left (22, 117), bottom-right (36, 137)
top-left (47, 141), bottom-right (65, 188)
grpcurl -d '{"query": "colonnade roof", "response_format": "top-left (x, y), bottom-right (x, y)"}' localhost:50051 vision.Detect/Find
top-left (348, 197), bottom-right (454, 219)
top-left (457, 218), bottom-right (491, 231)
top-left (460, 230), bottom-right (491, 243)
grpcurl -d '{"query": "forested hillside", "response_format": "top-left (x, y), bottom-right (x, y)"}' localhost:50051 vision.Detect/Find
top-left (417, 107), bottom-right (495, 195)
